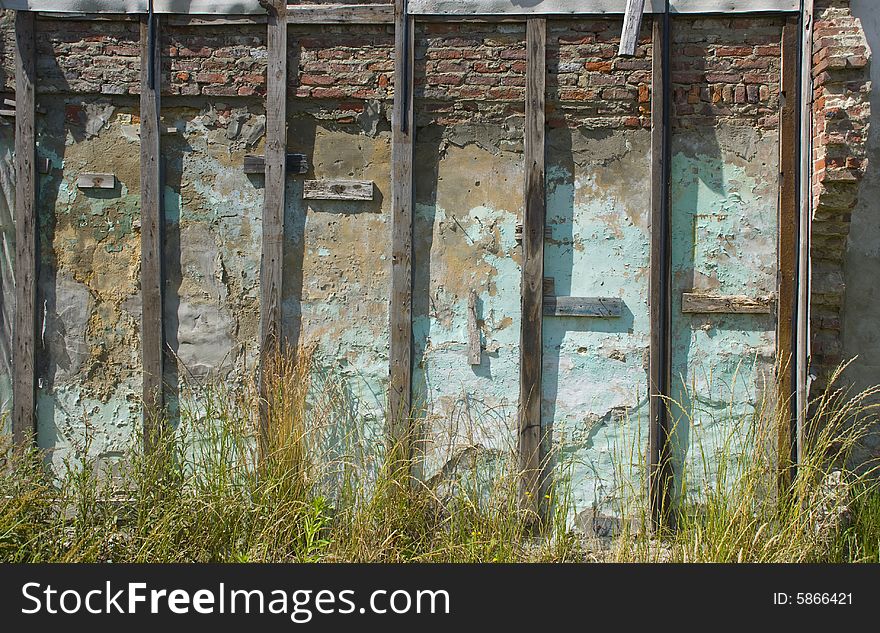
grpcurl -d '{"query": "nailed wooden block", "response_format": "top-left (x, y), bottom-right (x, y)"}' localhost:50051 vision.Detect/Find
top-left (303, 180), bottom-right (374, 201)
top-left (515, 223), bottom-right (553, 241)
top-left (77, 173), bottom-right (116, 189)
top-left (244, 153), bottom-right (309, 175)
top-left (681, 292), bottom-right (775, 314)
top-left (543, 296), bottom-right (624, 318)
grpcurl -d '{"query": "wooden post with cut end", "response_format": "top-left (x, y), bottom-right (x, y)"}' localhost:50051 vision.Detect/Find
top-left (259, 1), bottom-right (289, 453)
top-left (140, 15), bottom-right (164, 454)
top-left (12, 11), bottom-right (37, 450)
top-left (519, 17), bottom-right (546, 522)
top-left (648, 14), bottom-right (674, 530)
top-left (777, 17), bottom-right (800, 490)
top-left (618, 0), bottom-right (646, 57)
top-left (388, 0), bottom-right (416, 453)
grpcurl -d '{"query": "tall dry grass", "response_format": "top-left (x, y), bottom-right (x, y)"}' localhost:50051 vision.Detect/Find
top-left (0, 349), bottom-right (878, 563)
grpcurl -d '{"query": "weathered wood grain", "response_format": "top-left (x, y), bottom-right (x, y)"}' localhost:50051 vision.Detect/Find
top-left (140, 16), bottom-right (164, 453)
top-left (408, 0), bottom-right (798, 15)
top-left (777, 17), bottom-right (799, 489)
top-left (519, 17), bottom-right (546, 520)
top-left (619, 0), bottom-right (647, 56)
top-left (243, 153), bottom-right (308, 175)
top-left (259, 1), bottom-right (288, 450)
top-left (681, 292), bottom-right (775, 314)
top-left (543, 297), bottom-right (624, 318)
top-left (303, 180), bottom-right (375, 201)
top-left (12, 11), bottom-right (37, 449)
top-left (388, 0), bottom-right (416, 450)
top-left (287, 3), bottom-right (395, 24)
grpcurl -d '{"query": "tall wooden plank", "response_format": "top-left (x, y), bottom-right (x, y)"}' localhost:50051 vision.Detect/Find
top-left (618, 0), bottom-right (646, 56)
top-left (777, 17), bottom-right (799, 487)
top-left (259, 1), bottom-right (288, 449)
top-left (796, 0), bottom-right (814, 468)
top-left (140, 15), bottom-right (164, 452)
top-left (12, 11), bottom-right (36, 449)
top-left (648, 14), bottom-right (673, 529)
top-left (519, 18), bottom-right (546, 519)
top-left (388, 0), bottom-right (415, 450)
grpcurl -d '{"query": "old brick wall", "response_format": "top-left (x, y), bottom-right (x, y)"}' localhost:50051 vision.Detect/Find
top-left (811, 0), bottom-right (871, 392)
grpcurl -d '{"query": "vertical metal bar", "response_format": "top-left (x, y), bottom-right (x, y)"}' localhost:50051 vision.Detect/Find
top-left (796, 0), bottom-right (813, 470)
top-left (648, 6), bottom-right (674, 530)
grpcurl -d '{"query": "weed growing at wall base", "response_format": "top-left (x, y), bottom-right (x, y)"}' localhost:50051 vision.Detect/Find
top-left (0, 349), bottom-right (878, 563)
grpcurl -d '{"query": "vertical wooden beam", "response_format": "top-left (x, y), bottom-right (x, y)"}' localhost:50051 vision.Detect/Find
top-left (796, 0), bottom-right (814, 468)
top-left (777, 17), bottom-right (800, 488)
top-left (519, 17), bottom-right (546, 519)
top-left (618, 0), bottom-right (646, 57)
top-left (648, 13), bottom-right (673, 529)
top-left (259, 1), bottom-right (288, 449)
top-left (140, 14), bottom-right (164, 452)
top-left (388, 0), bottom-right (415, 450)
top-left (12, 10), bottom-right (37, 449)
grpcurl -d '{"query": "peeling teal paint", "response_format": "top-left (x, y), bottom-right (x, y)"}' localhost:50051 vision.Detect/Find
top-left (543, 128), bottom-right (652, 526)
top-left (670, 127), bottom-right (778, 499)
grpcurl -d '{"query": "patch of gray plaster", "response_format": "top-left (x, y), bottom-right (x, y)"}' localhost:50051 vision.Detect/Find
top-left (43, 273), bottom-right (92, 382)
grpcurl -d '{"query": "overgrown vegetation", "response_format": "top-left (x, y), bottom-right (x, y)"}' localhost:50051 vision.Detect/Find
top-left (1, 351), bottom-right (878, 563)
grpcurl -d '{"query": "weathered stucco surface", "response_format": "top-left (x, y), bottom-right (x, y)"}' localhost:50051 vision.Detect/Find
top-left (35, 97), bottom-right (143, 472)
top-left (543, 127), bottom-right (651, 525)
top-left (285, 115), bottom-right (392, 471)
top-left (670, 127), bottom-right (778, 497)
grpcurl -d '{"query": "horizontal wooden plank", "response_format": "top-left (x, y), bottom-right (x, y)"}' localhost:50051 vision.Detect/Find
top-left (287, 3), bottom-right (395, 24)
top-left (303, 179), bottom-right (375, 201)
top-left (243, 153), bottom-right (309, 175)
top-left (76, 172), bottom-right (115, 189)
top-left (681, 292), bottom-right (775, 314)
top-left (543, 296), bottom-right (624, 318)
top-left (409, 0), bottom-right (798, 15)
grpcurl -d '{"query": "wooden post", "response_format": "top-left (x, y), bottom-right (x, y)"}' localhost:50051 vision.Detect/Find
top-left (777, 17), bottom-right (800, 489)
top-left (140, 15), bottom-right (164, 453)
top-left (648, 13), bottom-right (674, 529)
top-left (12, 10), bottom-right (37, 449)
top-left (259, 1), bottom-right (288, 451)
top-left (618, 0), bottom-right (646, 57)
top-left (388, 0), bottom-right (415, 451)
top-left (519, 17), bottom-right (546, 520)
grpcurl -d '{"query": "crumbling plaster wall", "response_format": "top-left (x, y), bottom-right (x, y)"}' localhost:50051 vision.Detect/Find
top-left (0, 7), bottom-right (863, 516)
